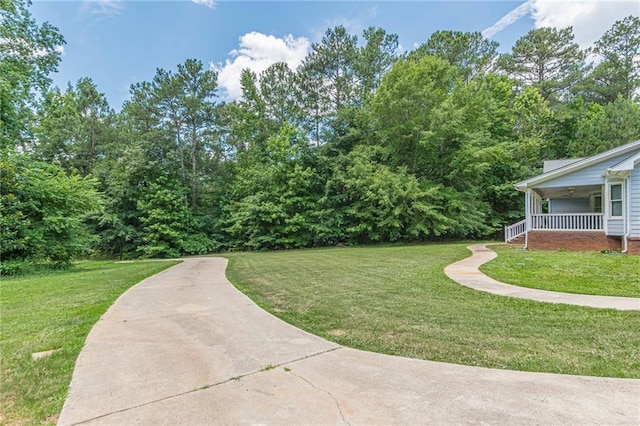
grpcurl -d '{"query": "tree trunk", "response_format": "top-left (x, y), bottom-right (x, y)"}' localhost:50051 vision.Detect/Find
top-left (190, 123), bottom-right (198, 209)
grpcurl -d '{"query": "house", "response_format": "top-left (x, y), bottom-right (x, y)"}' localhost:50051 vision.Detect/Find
top-left (505, 139), bottom-right (640, 254)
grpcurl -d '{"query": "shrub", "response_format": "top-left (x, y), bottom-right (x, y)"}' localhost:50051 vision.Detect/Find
top-left (0, 154), bottom-right (103, 273)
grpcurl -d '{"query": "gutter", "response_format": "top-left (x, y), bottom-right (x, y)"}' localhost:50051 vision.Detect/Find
top-left (623, 177), bottom-right (631, 253)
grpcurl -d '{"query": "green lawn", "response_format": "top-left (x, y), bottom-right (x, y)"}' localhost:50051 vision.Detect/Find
top-left (224, 243), bottom-right (640, 378)
top-left (0, 260), bottom-right (178, 426)
top-left (480, 245), bottom-right (640, 298)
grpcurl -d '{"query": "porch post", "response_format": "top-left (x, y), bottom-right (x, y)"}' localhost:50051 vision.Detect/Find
top-left (525, 189), bottom-right (532, 231)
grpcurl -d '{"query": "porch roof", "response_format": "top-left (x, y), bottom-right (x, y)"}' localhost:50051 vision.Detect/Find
top-left (532, 184), bottom-right (601, 200)
top-left (608, 151), bottom-right (640, 176)
top-left (515, 139), bottom-right (640, 192)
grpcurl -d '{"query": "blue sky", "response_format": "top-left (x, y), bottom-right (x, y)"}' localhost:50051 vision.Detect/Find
top-left (31, 1), bottom-right (639, 109)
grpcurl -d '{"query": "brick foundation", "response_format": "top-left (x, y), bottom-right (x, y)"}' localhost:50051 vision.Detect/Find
top-left (527, 231), bottom-right (622, 252)
top-left (627, 238), bottom-right (640, 255)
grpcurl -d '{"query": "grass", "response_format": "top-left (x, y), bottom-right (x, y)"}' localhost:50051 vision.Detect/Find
top-left (480, 245), bottom-right (640, 298)
top-left (224, 243), bottom-right (640, 378)
top-left (0, 260), bottom-right (178, 426)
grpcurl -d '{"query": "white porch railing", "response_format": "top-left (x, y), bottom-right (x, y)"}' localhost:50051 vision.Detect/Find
top-left (530, 213), bottom-right (604, 231)
top-left (505, 219), bottom-right (526, 242)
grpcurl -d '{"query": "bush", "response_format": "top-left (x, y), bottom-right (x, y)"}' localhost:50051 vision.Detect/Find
top-left (0, 154), bottom-right (103, 273)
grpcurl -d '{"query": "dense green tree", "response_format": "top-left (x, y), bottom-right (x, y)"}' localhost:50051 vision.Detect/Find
top-left (224, 125), bottom-right (329, 249)
top-left (511, 86), bottom-right (554, 164)
top-left (326, 145), bottom-right (456, 243)
top-left (294, 66), bottom-right (326, 144)
top-left (545, 97), bottom-right (585, 160)
top-left (7, 7), bottom-right (638, 264)
top-left (580, 16), bottom-right (640, 103)
top-left (151, 67), bottom-right (189, 183)
top-left (89, 145), bottom-right (146, 258)
top-left (135, 177), bottom-right (218, 258)
top-left (568, 96), bottom-right (640, 156)
top-left (414, 30), bottom-right (499, 81)
top-left (370, 55), bottom-right (458, 178)
top-left (303, 25), bottom-right (359, 112)
top-left (229, 68), bottom-right (271, 154)
top-left (499, 27), bottom-right (584, 103)
top-left (259, 62), bottom-right (300, 129)
top-left (356, 27), bottom-right (399, 98)
top-left (176, 59), bottom-right (219, 208)
top-left (146, 59), bottom-right (220, 208)
top-left (0, 0), bottom-right (64, 150)
top-left (89, 61), bottom-right (223, 258)
top-left (369, 56), bottom-right (499, 236)
top-left (0, 154), bottom-right (102, 273)
top-left (34, 78), bottom-right (114, 176)
top-left (32, 85), bottom-right (76, 166)
top-left (297, 26), bottom-right (359, 143)
top-left (229, 63), bottom-right (304, 156)
top-left (369, 53), bottom-right (501, 192)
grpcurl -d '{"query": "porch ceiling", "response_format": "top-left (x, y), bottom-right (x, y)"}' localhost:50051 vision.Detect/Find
top-left (532, 184), bottom-right (601, 199)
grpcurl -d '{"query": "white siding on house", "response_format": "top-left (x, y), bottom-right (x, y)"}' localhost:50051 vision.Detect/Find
top-left (549, 198), bottom-right (590, 213)
top-left (537, 153), bottom-right (637, 188)
top-left (630, 167), bottom-right (640, 238)
top-left (608, 219), bottom-right (625, 236)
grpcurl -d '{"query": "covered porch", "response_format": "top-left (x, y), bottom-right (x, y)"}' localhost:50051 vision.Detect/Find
top-left (505, 184), bottom-right (604, 242)
top-left (507, 140), bottom-right (639, 253)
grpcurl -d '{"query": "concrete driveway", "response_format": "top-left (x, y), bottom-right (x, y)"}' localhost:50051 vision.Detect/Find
top-left (58, 258), bottom-right (640, 425)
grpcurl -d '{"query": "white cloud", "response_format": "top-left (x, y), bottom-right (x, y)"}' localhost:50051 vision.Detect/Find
top-left (82, 0), bottom-right (123, 16)
top-left (482, 0), bottom-right (535, 40)
top-left (311, 7), bottom-right (379, 42)
top-left (532, 0), bottom-right (639, 47)
top-left (1, 37), bottom-right (64, 59)
top-left (212, 32), bottom-right (310, 100)
top-left (483, 0), bottom-right (639, 47)
top-left (192, 0), bottom-right (215, 9)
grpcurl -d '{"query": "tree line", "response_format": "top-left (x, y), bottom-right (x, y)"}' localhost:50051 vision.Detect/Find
top-left (2, 0), bottom-right (639, 273)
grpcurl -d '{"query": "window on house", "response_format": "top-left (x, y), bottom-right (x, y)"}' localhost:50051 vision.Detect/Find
top-left (593, 195), bottom-right (602, 213)
top-left (610, 184), bottom-right (622, 217)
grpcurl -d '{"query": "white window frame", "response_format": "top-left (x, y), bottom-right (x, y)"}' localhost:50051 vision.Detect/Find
top-left (608, 182), bottom-right (624, 218)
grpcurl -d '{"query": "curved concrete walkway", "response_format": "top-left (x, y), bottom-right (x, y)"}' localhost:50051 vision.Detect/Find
top-left (59, 258), bottom-right (640, 425)
top-left (445, 244), bottom-right (640, 311)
